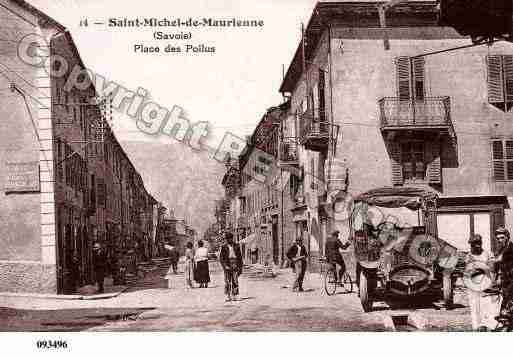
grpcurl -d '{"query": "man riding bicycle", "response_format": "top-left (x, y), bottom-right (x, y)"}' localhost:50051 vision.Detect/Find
top-left (325, 230), bottom-right (351, 283)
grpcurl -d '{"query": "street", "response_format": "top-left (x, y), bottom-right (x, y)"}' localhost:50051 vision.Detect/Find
top-left (0, 261), bottom-right (473, 331)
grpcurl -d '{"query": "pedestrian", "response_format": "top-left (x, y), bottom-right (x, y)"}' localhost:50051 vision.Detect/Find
top-left (494, 226), bottom-right (513, 319)
top-left (184, 242), bottom-right (195, 289)
top-left (70, 253), bottom-right (81, 293)
top-left (194, 240), bottom-right (211, 288)
top-left (286, 235), bottom-right (308, 292)
top-left (171, 248), bottom-right (179, 274)
top-left (464, 234), bottom-right (496, 331)
top-left (219, 233), bottom-right (243, 301)
top-left (92, 242), bottom-right (107, 294)
top-left (165, 243), bottom-right (179, 274)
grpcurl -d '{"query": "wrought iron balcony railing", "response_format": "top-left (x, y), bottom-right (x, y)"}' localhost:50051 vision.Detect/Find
top-left (378, 97), bottom-right (451, 129)
top-left (298, 110), bottom-right (331, 151)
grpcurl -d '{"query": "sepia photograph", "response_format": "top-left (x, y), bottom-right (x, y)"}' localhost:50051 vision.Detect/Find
top-left (0, 1), bottom-right (513, 352)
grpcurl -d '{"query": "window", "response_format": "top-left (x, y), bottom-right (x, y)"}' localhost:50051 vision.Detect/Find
top-left (97, 179), bottom-right (106, 208)
top-left (396, 56), bottom-right (425, 100)
top-left (486, 55), bottom-right (513, 111)
top-left (318, 69), bottom-right (326, 122)
top-left (90, 174), bottom-right (96, 212)
top-left (55, 86), bottom-right (61, 104)
top-left (56, 138), bottom-right (63, 182)
top-left (104, 141), bottom-right (110, 163)
top-left (492, 139), bottom-right (513, 181)
top-left (401, 142), bottom-right (426, 181)
top-left (310, 157), bottom-right (318, 190)
top-left (240, 196), bottom-right (247, 214)
top-left (389, 140), bottom-right (441, 185)
top-left (289, 173), bottom-right (301, 198)
top-left (79, 106), bottom-right (83, 131)
top-left (65, 143), bottom-right (72, 186)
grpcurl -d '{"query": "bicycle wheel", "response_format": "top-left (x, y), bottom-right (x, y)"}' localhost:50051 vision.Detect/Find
top-left (324, 268), bottom-right (337, 296)
top-left (341, 272), bottom-right (353, 293)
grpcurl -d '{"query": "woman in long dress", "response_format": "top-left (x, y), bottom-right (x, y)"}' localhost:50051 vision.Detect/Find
top-left (464, 234), bottom-right (498, 331)
top-left (194, 240), bottom-right (211, 288)
top-left (185, 242), bottom-right (195, 289)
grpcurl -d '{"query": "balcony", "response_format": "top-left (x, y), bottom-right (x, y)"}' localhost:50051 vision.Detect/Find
top-left (278, 138), bottom-right (299, 167)
top-left (299, 112), bottom-right (330, 152)
top-left (379, 97), bottom-right (453, 135)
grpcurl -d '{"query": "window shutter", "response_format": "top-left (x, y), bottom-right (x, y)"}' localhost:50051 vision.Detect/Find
top-left (504, 55), bottom-right (513, 108)
top-left (389, 142), bottom-right (403, 185)
top-left (396, 57), bottom-right (411, 100)
top-left (492, 140), bottom-right (505, 181)
top-left (310, 157), bottom-right (316, 190)
top-left (487, 55), bottom-right (505, 104)
top-left (312, 84), bottom-right (318, 117)
top-left (506, 140), bottom-right (513, 180)
top-left (97, 178), bottom-right (106, 208)
top-left (426, 141), bottom-right (441, 184)
top-left (318, 69), bottom-right (326, 122)
top-left (412, 57), bottom-right (425, 100)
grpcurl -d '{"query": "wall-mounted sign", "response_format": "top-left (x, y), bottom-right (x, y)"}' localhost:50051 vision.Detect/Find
top-left (4, 161), bottom-right (40, 193)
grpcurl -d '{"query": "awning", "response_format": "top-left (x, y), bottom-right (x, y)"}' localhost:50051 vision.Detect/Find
top-left (353, 187), bottom-right (438, 210)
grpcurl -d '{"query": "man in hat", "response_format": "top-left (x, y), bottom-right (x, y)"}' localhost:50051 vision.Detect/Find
top-left (495, 227), bottom-right (513, 286)
top-left (325, 230), bottom-right (351, 283)
top-left (219, 233), bottom-right (243, 301)
top-left (92, 242), bottom-right (108, 293)
top-left (495, 226), bottom-right (513, 316)
top-left (286, 235), bottom-right (308, 292)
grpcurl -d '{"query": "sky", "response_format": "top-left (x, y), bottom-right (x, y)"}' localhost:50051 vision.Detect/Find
top-left (29, 0), bottom-right (318, 148)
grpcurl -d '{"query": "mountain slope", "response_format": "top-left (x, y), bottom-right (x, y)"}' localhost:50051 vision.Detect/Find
top-left (120, 140), bottom-right (226, 236)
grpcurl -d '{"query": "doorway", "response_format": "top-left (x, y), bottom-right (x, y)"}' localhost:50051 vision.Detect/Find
top-left (272, 215), bottom-right (279, 265)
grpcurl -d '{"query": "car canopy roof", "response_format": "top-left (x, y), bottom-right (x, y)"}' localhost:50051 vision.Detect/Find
top-left (353, 187), bottom-right (438, 210)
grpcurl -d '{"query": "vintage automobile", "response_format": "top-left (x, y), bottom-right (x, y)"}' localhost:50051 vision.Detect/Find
top-left (350, 187), bottom-right (458, 312)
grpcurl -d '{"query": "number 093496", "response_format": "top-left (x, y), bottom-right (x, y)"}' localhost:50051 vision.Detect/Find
top-left (36, 340), bottom-right (68, 349)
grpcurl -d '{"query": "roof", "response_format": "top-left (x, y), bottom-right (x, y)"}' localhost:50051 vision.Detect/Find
top-left (238, 100), bottom-right (290, 171)
top-left (279, 1), bottom-right (439, 93)
top-left (11, 0), bottom-right (65, 30)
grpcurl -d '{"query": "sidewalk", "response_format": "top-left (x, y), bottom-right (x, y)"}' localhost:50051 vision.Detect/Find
top-left (0, 258), bottom-right (174, 301)
top-left (0, 277), bottom-right (127, 301)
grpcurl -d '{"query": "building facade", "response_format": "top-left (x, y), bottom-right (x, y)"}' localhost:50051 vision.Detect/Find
top-left (278, 0), bottom-right (513, 261)
top-left (0, 0), bottom-right (159, 293)
top-left (222, 103), bottom-right (300, 267)
top-left (219, 0), bottom-right (513, 273)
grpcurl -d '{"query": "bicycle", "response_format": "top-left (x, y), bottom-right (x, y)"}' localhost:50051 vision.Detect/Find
top-left (320, 257), bottom-right (353, 296)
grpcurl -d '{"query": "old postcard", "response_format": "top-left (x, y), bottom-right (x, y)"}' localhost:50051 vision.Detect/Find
top-left (1, 0), bottom-right (513, 356)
